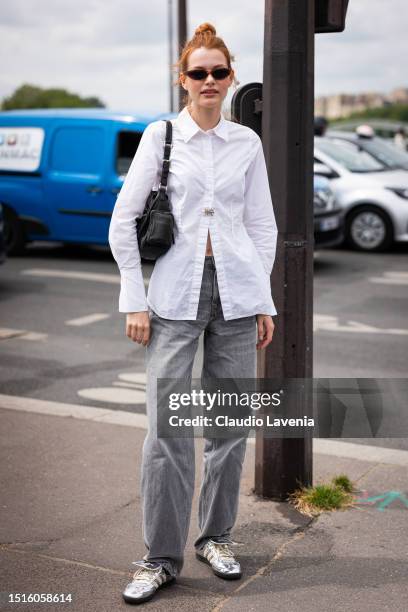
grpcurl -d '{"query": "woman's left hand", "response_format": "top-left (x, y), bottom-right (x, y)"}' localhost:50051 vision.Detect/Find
top-left (256, 314), bottom-right (275, 350)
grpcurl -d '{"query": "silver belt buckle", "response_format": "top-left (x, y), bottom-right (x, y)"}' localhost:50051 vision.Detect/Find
top-left (204, 207), bottom-right (214, 216)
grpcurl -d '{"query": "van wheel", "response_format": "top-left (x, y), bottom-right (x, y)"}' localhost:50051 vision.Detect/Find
top-left (3, 207), bottom-right (27, 255)
top-left (345, 206), bottom-right (393, 252)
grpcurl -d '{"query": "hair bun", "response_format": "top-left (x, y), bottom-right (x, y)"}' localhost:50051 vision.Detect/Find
top-left (195, 22), bottom-right (216, 36)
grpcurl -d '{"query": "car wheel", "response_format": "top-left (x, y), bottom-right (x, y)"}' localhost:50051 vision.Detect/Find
top-left (345, 206), bottom-right (393, 252)
top-left (3, 207), bottom-right (27, 255)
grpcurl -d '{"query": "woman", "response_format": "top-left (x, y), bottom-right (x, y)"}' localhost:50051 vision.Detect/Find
top-left (108, 22), bottom-right (278, 605)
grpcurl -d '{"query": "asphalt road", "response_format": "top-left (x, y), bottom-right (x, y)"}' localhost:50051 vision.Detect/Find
top-left (0, 240), bottom-right (407, 448)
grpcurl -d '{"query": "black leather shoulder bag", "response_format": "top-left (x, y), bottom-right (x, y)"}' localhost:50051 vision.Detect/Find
top-left (136, 120), bottom-right (175, 261)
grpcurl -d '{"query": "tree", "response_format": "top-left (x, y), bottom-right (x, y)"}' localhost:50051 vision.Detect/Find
top-left (1, 84), bottom-right (106, 110)
top-left (331, 103), bottom-right (408, 124)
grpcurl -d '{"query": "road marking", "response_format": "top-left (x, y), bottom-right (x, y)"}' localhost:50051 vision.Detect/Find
top-left (21, 268), bottom-right (149, 287)
top-left (369, 271), bottom-right (408, 285)
top-left (1, 393), bottom-right (408, 466)
top-left (65, 313), bottom-right (111, 326)
top-left (17, 331), bottom-right (48, 340)
top-left (77, 387), bottom-right (146, 405)
top-left (0, 393), bottom-right (148, 429)
top-left (314, 314), bottom-right (408, 335)
top-left (0, 328), bottom-right (27, 340)
top-left (118, 372), bottom-right (146, 384)
top-left (112, 381), bottom-right (146, 390)
top-left (77, 371), bottom-right (146, 405)
top-left (0, 328), bottom-right (48, 341)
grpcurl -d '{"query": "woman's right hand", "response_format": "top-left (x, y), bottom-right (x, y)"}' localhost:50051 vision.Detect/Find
top-left (126, 311), bottom-right (151, 346)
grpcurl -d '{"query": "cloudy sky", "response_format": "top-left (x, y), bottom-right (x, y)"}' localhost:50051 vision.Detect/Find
top-left (0, 0), bottom-right (406, 115)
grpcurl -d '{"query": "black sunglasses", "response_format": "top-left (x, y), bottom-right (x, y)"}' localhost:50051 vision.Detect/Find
top-left (183, 67), bottom-right (231, 81)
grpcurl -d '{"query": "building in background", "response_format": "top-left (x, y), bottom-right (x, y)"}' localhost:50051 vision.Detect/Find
top-left (315, 86), bottom-right (408, 120)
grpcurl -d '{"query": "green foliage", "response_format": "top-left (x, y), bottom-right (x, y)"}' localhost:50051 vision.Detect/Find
top-left (302, 484), bottom-right (349, 510)
top-left (1, 84), bottom-right (105, 110)
top-left (332, 473), bottom-right (354, 493)
top-left (329, 103), bottom-right (408, 125)
top-left (288, 473), bottom-right (356, 516)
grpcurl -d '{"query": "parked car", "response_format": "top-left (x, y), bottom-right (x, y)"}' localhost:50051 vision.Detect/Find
top-left (326, 129), bottom-right (408, 171)
top-left (314, 137), bottom-right (408, 251)
top-left (313, 174), bottom-right (344, 248)
top-left (0, 109), bottom-right (159, 254)
top-left (0, 203), bottom-right (6, 264)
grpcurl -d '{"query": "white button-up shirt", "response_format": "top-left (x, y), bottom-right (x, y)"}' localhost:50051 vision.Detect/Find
top-left (108, 105), bottom-right (278, 320)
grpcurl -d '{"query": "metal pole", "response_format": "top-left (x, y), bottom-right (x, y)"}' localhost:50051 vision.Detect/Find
top-left (168, 0), bottom-right (174, 112)
top-left (177, 0), bottom-right (187, 111)
top-left (255, 0), bottom-right (314, 499)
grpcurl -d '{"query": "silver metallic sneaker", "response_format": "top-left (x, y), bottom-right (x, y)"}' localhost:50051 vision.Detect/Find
top-left (196, 539), bottom-right (242, 580)
top-left (122, 561), bottom-right (175, 604)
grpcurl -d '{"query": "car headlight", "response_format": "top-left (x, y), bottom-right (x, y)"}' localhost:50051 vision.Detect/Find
top-left (386, 187), bottom-right (408, 199)
top-left (314, 188), bottom-right (336, 211)
top-left (314, 189), bottom-right (329, 210)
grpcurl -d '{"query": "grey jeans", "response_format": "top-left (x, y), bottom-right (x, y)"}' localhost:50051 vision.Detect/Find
top-left (137, 255), bottom-right (257, 578)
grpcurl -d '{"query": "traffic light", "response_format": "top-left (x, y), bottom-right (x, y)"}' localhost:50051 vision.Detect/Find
top-left (315, 0), bottom-right (349, 33)
top-left (231, 83), bottom-right (263, 138)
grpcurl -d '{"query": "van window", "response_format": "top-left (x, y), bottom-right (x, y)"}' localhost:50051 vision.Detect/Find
top-left (116, 130), bottom-right (143, 176)
top-left (50, 126), bottom-right (104, 174)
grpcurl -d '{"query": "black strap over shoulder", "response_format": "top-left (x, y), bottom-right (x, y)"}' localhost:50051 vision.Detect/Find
top-left (136, 119), bottom-right (175, 260)
top-left (159, 120), bottom-right (172, 192)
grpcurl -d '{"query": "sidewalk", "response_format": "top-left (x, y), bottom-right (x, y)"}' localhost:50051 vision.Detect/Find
top-left (1, 404), bottom-right (407, 612)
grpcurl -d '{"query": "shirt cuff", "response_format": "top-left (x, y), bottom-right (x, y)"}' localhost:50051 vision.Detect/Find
top-left (118, 268), bottom-right (148, 313)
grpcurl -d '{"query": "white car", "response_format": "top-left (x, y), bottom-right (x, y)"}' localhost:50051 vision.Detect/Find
top-left (313, 174), bottom-right (344, 248)
top-left (314, 137), bottom-right (408, 251)
top-left (326, 129), bottom-right (408, 171)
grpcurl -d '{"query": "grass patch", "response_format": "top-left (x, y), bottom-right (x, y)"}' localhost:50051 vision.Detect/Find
top-left (288, 473), bottom-right (356, 517)
top-left (332, 473), bottom-right (354, 493)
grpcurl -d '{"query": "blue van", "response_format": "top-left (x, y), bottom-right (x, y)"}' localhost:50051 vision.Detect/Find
top-left (0, 109), bottom-right (175, 254)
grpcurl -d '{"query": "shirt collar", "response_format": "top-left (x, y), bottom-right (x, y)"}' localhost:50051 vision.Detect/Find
top-left (176, 105), bottom-right (229, 143)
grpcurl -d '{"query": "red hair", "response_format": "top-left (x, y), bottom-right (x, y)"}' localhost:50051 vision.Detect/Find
top-left (173, 22), bottom-right (238, 107)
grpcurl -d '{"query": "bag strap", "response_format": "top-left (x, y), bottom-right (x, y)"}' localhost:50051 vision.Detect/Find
top-left (158, 120), bottom-right (172, 193)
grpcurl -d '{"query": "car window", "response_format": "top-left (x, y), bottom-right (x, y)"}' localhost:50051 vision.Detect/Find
top-left (315, 138), bottom-right (385, 172)
top-left (360, 137), bottom-right (408, 169)
top-left (116, 130), bottom-right (143, 177)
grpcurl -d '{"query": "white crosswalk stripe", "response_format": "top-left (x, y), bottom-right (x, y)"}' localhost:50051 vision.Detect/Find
top-left (369, 271), bottom-right (408, 285)
top-left (65, 313), bottom-right (110, 326)
top-left (314, 314), bottom-right (408, 335)
top-left (0, 327), bottom-right (48, 341)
